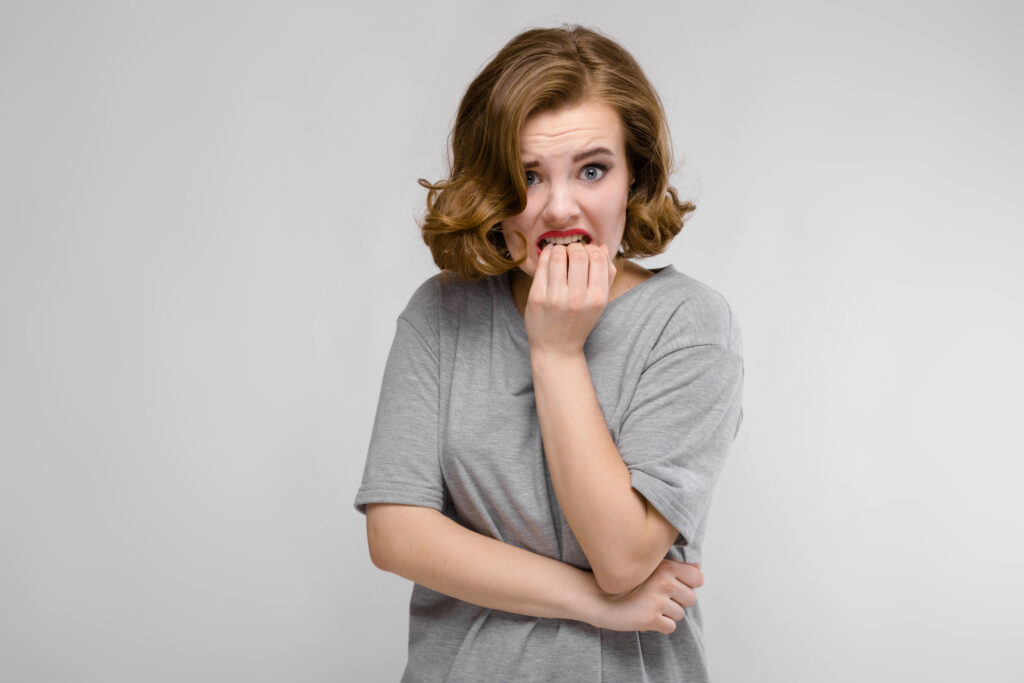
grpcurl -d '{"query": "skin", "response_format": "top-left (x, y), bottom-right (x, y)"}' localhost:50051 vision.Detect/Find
top-left (366, 100), bottom-right (702, 633)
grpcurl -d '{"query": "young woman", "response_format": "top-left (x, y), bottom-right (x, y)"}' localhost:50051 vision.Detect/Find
top-left (355, 25), bottom-right (744, 682)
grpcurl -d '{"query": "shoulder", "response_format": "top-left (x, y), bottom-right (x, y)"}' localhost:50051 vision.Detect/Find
top-left (639, 266), bottom-right (742, 357)
top-left (399, 271), bottom-right (502, 336)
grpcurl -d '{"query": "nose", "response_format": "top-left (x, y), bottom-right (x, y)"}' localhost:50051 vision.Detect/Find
top-left (541, 179), bottom-right (579, 227)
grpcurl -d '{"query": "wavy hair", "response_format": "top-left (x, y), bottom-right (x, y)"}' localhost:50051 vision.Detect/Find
top-left (419, 25), bottom-right (695, 280)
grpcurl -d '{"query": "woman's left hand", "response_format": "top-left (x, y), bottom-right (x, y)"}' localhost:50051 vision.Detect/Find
top-left (525, 242), bottom-right (617, 357)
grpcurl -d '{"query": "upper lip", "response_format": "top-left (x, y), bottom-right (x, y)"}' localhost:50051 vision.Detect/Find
top-left (536, 229), bottom-right (593, 250)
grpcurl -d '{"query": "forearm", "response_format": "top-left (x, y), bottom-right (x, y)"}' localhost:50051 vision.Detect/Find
top-left (366, 503), bottom-right (605, 623)
top-left (530, 350), bottom-right (675, 593)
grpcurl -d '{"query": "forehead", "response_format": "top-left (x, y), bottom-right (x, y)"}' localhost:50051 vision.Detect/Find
top-left (519, 102), bottom-right (624, 158)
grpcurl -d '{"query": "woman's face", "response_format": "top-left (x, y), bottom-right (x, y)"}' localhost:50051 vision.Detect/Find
top-left (501, 101), bottom-right (632, 277)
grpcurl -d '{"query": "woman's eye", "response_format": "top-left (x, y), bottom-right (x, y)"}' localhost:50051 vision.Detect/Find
top-left (580, 165), bottom-right (606, 181)
top-left (525, 171), bottom-right (538, 186)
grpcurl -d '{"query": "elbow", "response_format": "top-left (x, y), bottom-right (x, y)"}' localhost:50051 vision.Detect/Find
top-left (592, 562), bottom-right (646, 596)
top-left (365, 506), bottom-right (395, 572)
top-left (367, 531), bottom-right (390, 572)
top-left (365, 503), bottom-right (438, 574)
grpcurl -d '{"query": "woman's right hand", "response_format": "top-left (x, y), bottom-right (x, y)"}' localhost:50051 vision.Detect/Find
top-left (590, 560), bottom-right (704, 634)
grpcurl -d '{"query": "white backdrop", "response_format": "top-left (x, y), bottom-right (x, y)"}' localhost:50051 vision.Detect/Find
top-left (2, 1), bottom-right (1022, 681)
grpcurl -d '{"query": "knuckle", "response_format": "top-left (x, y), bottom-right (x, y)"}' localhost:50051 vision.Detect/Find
top-left (685, 568), bottom-right (704, 588)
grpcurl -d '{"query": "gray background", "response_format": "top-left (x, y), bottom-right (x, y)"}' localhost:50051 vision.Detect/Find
top-left (2, 1), bottom-right (1022, 681)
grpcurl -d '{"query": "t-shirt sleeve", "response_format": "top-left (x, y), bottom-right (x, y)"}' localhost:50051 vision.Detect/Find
top-left (353, 281), bottom-right (444, 515)
top-left (617, 292), bottom-right (744, 546)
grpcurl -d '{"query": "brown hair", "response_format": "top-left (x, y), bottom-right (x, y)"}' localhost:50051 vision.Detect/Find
top-left (419, 25), bottom-right (695, 280)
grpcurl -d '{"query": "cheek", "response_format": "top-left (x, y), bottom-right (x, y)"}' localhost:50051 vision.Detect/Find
top-left (592, 192), bottom-right (629, 236)
top-left (500, 221), bottom-right (539, 276)
top-left (500, 205), bottom-right (539, 257)
top-left (501, 221), bottom-right (526, 258)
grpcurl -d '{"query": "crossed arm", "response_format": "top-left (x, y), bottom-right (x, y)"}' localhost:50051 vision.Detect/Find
top-left (366, 503), bottom-right (700, 634)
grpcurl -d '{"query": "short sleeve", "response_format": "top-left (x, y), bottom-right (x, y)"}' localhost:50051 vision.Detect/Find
top-left (353, 287), bottom-right (444, 515)
top-left (618, 297), bottom-right (744, 546)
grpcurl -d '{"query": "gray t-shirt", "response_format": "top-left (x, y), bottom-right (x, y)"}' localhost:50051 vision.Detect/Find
top-left (355, 265), bottom-right (744, 682)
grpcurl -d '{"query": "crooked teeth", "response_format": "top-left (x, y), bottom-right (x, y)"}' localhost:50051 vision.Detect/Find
top-left (542, 234), bottom-right (588, 247)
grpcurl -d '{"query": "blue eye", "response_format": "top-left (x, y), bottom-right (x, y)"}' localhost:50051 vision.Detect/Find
top-left (580, 164), bottom-right (606, 181)
top-left (525, 171), bottom-right (538, 186)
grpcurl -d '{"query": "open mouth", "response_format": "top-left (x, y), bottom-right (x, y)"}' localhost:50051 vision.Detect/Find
top-left (536, 231), bottom-right (592, 252)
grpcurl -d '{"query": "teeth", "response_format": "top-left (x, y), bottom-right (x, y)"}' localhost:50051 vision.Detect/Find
top-left (541, 234), bottom-right (589, 247)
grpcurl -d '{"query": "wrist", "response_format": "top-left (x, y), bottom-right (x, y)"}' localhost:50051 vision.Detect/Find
top-left (570, 572), bottom-right (611, 628)
top-left (529, 346), bottom-right (587, 371)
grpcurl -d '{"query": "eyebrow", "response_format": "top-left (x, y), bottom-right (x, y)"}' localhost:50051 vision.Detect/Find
top-left (522, 147), bottom-right (615, 169)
